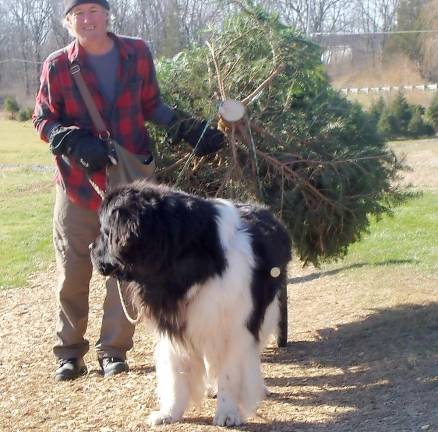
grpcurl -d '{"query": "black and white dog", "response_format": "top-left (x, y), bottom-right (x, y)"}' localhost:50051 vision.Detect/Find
top-left (91, 180), bottom-right (291, 427)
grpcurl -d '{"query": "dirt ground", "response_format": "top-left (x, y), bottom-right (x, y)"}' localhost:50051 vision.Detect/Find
top-left (0, 140), bottom-right (437, 432)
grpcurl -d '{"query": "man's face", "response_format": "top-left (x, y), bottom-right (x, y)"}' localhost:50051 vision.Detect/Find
top-left (67, 3), bottom-right (108, 44)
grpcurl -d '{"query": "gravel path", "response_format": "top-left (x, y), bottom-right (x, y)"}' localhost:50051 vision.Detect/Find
top-left (1, 262), bottom-right (437, 432)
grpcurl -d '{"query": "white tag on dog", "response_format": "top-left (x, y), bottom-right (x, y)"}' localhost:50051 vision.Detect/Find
top-left (270, 267), bottom-right (281, 278)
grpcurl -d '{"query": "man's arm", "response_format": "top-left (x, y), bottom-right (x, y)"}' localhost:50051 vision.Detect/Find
top-left (32, 59), bottom-right (63, 142)
top-left (140, 42), bottom-right (162, 120)
top-left (32, 57), bottom-right (113, 174)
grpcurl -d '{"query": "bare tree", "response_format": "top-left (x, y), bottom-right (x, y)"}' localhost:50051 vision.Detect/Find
top-left (352, 0), bottom-right (399, 33)
top-left (4, 0), bottom-right (52, 95)
top-left (110, 0), bottom-right (135, 34)
top-left (261, 0), bottom-right (351, 34)
top-left (418, 0), bottom-right (438, 80)
top-left (177, 0), bottom-right (223, 47)
top-left (109, 0), bottom-right (225, 56)
top-left (0, 0), bottom-right (427, 100)
top-left (0, 3), bottom-right (8, 88)
top-left (48, 0), bottom-right (71, 49)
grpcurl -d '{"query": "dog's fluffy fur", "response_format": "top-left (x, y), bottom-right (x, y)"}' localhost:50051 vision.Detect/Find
top-left (91, 181), bottom-right (291, 426)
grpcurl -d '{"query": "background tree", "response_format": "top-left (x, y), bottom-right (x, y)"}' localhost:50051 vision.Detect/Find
top-left (417, 0), bottom-right (438, 81)
top-left (426, 92), bottom-right (438, 131)
top-left (369, 96), bottom-right (386, 125)
top-left (4, 96), bottom-right (19, 119)
top-left (407, 104), bottom-right (433, 136)
top-left (389, 91), bottom-right (412, 135)
top-left (47, 0), bottom-right (71, 49)
top-left (377, 106), bottom-right (396, 137)
top-left (0, 0), bottom-right (436, 105)
top-left (17, 106), bottom-right (33, 122)
top-left (160, 0), bottom-right (184, 57)
top-left (383, 0), bottom-right (427, 64)
top-left (375, 91), bottom-right (434, 138)
top-left (3, 0), bottom-right (52, 96)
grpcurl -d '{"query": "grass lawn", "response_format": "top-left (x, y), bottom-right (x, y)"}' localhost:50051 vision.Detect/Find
top-left (0, 119), bottom-right (437, 289)
top-left (0, 120), bottom-right (54, 289)
top-left (0, 119), bottom-right (52, 165)
top-left (333, 192), bottom-right (438, 273)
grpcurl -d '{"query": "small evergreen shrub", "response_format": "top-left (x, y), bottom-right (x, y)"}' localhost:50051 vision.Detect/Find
top-left (4, 96), bottom-right (20, 120)
top-left (389, 91), bottom-right (412, 136)
top-left (369, 96), bottom-right (386, 126)
top-left (377, 107), bottom-right (397, 138)
top-left (374, 92), bottom-right (434, 139)
top-left (426, 93), bottom-right (438, 132)
top-left (407, 105), bottom-right (434, 136)
top-left (17, 107), bottom-right (33, 122)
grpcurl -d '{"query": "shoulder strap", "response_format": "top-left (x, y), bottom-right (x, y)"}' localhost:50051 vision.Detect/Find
top-left (70, 63), bottom-right (109, 137)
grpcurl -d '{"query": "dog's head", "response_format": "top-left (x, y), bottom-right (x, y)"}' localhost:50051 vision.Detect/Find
top-left (91, 179), bottom-right (227, 313)
top-left (90, 182), bottom-right (172, 280)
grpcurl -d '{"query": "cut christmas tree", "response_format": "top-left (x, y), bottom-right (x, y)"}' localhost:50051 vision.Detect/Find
top-left (152, 2), bottom-right (410, 266)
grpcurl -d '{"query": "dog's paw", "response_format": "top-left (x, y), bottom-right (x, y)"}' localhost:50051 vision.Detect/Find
top-left (213, 407), bottom-right (243, 427)
top-left (147, 410), bottom-right (176, 426)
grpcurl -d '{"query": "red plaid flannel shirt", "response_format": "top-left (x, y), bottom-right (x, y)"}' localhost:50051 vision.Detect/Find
top-left (33, 33), bottom-right (160, 211)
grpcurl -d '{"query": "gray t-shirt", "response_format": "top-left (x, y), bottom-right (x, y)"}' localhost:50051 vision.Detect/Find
top-left (87, 45), bottom-right (119, 104)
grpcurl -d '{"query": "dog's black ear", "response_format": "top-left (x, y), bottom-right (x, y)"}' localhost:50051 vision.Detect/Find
top-left (108, 206), bottom-right (141, 260)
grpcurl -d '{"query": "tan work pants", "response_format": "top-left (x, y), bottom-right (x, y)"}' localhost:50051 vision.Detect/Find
top-left (52, 185), bottom-right (135, 361)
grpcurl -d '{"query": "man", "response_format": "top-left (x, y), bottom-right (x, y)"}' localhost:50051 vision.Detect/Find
top-left (33, 0), bottom-right (224, 381)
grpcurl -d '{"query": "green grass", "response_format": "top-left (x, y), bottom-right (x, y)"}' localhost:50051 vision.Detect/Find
top-left (0, 119), bottom-right (52, 165)
top-left (0, 119), bottom-right (437, 289)
top-left (0, 120), bottom-right (54, 289)
top-left (339, 193), bottom-right (438, 272)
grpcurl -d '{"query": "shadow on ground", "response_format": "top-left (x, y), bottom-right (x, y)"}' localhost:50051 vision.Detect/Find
top-left (288, 260), bottom-right (417, 285)
top-left (247, 302), bottom-right (438, 431)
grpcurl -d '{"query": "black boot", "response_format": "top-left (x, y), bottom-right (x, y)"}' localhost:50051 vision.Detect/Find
top-left (99, 357), bottom-right (129, 377)
top-left (54, 358), bottom-right (87, 382)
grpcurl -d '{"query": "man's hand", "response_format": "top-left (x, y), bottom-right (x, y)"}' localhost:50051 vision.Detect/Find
top-left (167, 110), bottom-right (225, 157)
top-left (49, 126), bottom-right (113, 174)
